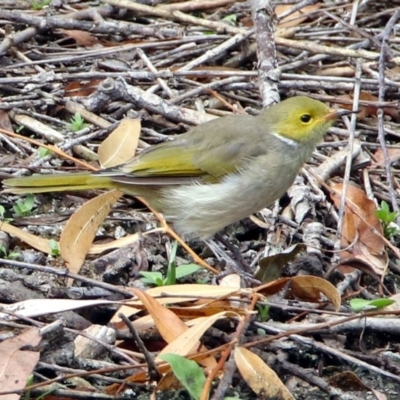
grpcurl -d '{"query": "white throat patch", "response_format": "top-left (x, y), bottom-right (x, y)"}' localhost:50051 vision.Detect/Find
top-left (271, 132), bottom-right (298, 147)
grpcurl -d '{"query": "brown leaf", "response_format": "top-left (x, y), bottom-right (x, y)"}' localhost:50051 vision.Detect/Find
top-left (255, 275), bottom-right (341, 311)
top-left (289, 276), bottom-right (341, 311)
top-left (59, 190), bottom-right (122, 280)
top-left (0, 328), bottom-right (41, 400)
top-left (316, 66), bottom-right (355, 77)
top-left (328, 371), bottom-right (370, 390)
top-left (373, 147), bottom-right (400, 167)
top-left (98, 119), bottom-right (141, 168)
top-left (0, 222), bottom-right (54, 254)
top-left (0, 110), bottom-right (14, 132)
top-left (337, 92), bottom-right (400, 122)
top-left (65, 80), bottom-right (103, 97)
top-left (234, 347), bottom-right (295, 399)
top-left (331, 183), bottom-right (385, 255)
top-left (276, 3), bottom-right (322, 28)
top-left (330, 183), bottom-right (387, 275)
top-left (127, 287), bottom-right (188, 345)
top-left (117, 287), bottom-right (218, 372)
top-left (58, 29), bottom-right (100, 47)
top-left (159, 311), bottom-right (238, 361)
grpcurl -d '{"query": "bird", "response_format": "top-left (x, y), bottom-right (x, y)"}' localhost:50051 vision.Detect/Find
top-left (3, 96), bottom-right (347, 239)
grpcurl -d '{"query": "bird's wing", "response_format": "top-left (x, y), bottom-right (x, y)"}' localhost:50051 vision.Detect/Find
top-left (117, 141), bottom-right (207, 177)
top-left (100, 114), bottom-right (271, 182)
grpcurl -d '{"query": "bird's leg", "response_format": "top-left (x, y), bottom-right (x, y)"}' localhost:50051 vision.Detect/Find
top-left (205, 238), bottom-right (259, 287)
top-left (137, 196), bottom-right (219, 274)
top-left (214, 233), bottom-right (253, 274)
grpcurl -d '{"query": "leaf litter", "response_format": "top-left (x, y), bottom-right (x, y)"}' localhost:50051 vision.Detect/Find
top-left (0, 1), bottom-right (400, 399)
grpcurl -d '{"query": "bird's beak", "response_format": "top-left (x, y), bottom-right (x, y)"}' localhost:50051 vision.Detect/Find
top-left (324, 108), bottom-right (357, 121)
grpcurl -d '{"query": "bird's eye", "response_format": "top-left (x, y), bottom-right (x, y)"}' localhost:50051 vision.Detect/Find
top-left (300, 114), bottom-right (312, 123)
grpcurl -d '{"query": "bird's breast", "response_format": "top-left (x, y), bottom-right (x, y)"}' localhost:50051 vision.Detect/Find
top-left (157, 147), bottom-right (306, 238)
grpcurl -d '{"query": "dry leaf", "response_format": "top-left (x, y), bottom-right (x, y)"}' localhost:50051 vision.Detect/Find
top-left (0, 298), bottom-right (119, 320)
top-left (88, 231), bottom-right (144, 254)
top-left (111, 284), bottom-right (248, 328)
top-left (373, 147), bottom-right (400, 167)
top-left (234, 347), bottom-right (295, 399)
top-left (158, 311), bottom-right (239, 360)
top-left (59, 190), bottom-right (122, 279)
top-left (316, 65), bottom-right (355, 77)
top-left (289, 276), bottom-right (341, 311)
top-left (256, 275), bottom-right (341, 311)
top-left (276, 3), bottom-right (321, 28)
top-left (330, 183), bottom-right (388, 275)
top-left (59, 29), bottom-right (100, 46)
top-left (0, 109), bottom-right (14, 132)
top-left (128, 284), bottom-right (246, 308)
top-left (328, 371), bottom-right (387, 398)
top-left (65, 79), bottom-right (103, 97)
top-left (0, 222), bottom-right (54, 254)
top-left (127, 287), bottom-right (189, 344)
top-left (338, 92), bottom-right (400, 122)
top-left (117, 288), bottom-right (217, 371)
top-left (0, 328), bottom-right (41, 400)
top-left (98, 118), bottom-right (141, 168)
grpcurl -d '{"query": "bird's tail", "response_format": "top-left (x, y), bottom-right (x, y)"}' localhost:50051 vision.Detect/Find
top-left (2, 172), bottom-right (115, 194)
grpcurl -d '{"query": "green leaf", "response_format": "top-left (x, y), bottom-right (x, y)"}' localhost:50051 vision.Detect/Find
top-left (157, 277), bottom-right (166, 286)
top-left (375, 209), bottom-right (387, 221)
top-left (350, 298), bottom-right (396, 313)
top-left (222, 14), bottom-right (237, 25)
top-left (24, 194), bottom-right (35, 211)
top-left (68, 112), bottom-right (89, 132)
top-left (49, 239), bottom-right (60, 256)
top-left (175, 264), bottom-right (201, 279)
top-left (169, 241), bottom-right (178, 265)
top-left (381, 201), bottom-right (389, 213)
top-left (139, 271), bottom-right (164, 286)
top-left (16, 124), bottom-right (25, 133)
top-left (13, 194), bottom-right (35, 216)
top-left (0, 246), bottom-right (7, 257)
top-left (24, 375), bottom-right (35, 400)
top-left (165, 241), bottom-right (179, 285)
top-left (39, 147), bottom-right (51, 158)
top-left (257, 302), bottom-right (270, 322)
top-left (159, 354), bottom-right (207, 400)
top-left (31, 0), bottom-right (51, 10)
top-left (164, 266), bottom-right (176, 285)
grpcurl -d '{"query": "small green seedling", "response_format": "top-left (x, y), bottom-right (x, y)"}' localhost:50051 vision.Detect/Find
top-left (13, 194), bottom-right (35, 217)
top-left (375, 200), bottom-right (400, 239)
top-left (140, 241), bottom-right (200, 286)
top-left (350, 298), bottom-right (396, 313)
top-left (31, 0), bottom-right (51, 10)
top-left (257, 301), bottom-right (270, 322)
top-left (0, 205), bottom-right (13, 223)
top-left (49, 239), bottom-right (60, 256)
top-left (16, 124), bottom-right (25, 133)
top-left (222, 14), bottom-right (237, 25)
top-left (38, 147), bottom-right (51, 158)
top-left (0, 246), bottom-right (20, 260)
top-left (24, 374), bottom-right (57, 400)
top-left (68, 112), bottom-right (89, 132)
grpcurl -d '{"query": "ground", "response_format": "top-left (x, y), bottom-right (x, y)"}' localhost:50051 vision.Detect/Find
top-left (0, 1), bottom-right (400, 399)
